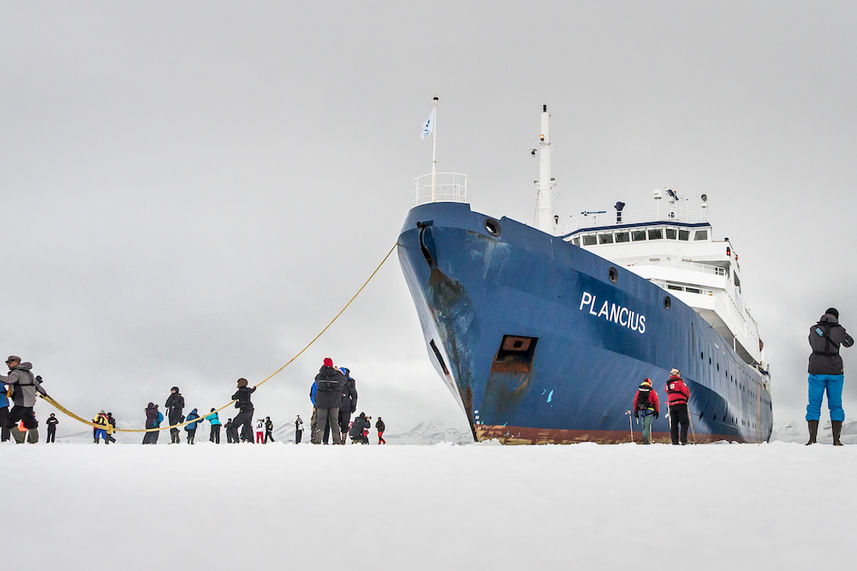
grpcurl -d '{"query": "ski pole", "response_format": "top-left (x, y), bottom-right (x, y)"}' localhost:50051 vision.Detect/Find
top-left (688, 405), bottom-right (697, 444)
top-left (625, 410), bottom-right (633, 442)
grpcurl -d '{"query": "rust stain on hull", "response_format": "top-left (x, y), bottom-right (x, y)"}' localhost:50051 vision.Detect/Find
top-left (475, 424), bottom-right (751, 445)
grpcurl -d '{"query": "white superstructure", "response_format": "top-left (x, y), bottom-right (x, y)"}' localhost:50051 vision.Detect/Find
top-left (563, 189), bottom-right (768, 372)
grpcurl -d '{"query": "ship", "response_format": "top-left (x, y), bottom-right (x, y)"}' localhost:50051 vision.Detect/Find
top-left (397, 104), bottom-right (773, 444)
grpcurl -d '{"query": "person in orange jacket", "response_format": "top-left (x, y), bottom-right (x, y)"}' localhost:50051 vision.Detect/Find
top-left (633, 379), bottom-right (659, 444)
top-left (665, 369), bottom-right (690, 445)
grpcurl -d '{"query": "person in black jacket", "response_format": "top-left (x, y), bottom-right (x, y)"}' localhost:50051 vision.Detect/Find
top-left (45, 413), bottom-right (59, 443)
top-left (105, 412), bottom-right (117, 444)
top-left (806, 308), bottom-right (854, 445)
top-left (143, 402), bottom-right (159, 445)
top-left (294, 414), bottom-right (304, 444)
top-left (264, 416), bottom-right (275, 443)
top-left (338, 367), bottom-right (358, 439)
top-left (231, 378), bottom-right (256, 443)
top-left (375, 416), bottom-right (386, 445)
top-left (165, 386), bottom-right (185, 444)
top-left (349, 412), bottom-right (370, 444)
top-left (225, 418), bottom-right (236, 444)
top-left (311, 358), bottom-right (346, 445)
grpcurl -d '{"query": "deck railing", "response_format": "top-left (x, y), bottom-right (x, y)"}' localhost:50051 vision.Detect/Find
top-left (412, 172), bottom-right (468, 206)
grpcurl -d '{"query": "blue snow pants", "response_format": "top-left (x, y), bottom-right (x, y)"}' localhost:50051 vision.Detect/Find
top-left (806, 374), bottom-right (844, 422)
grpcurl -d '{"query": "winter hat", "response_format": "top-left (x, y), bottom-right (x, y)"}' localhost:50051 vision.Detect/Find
top-left (237, 378), bottom-right (248, 388)
top-left (826, 307), bottom-right (839, 319)
top-left (340, 366), bottom-right (350, 376)
top-left (210, 408), bottom-right (216, 412)
top-left (323, 357), bottom-right (333, 367)
top-left (171, 386), bottom-right (179, 392)
top-left (670, 368), bottom-right (680, 376)
top-left (641, 378), bottom-right (652, 386)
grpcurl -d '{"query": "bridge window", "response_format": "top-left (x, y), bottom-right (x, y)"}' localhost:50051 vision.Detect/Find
top-left (665, 228), bottom-right (677, 239)
top-left (686, 287), bottom-right (701, 294)
top-left (615, 231), bottom-right (630, 243)
top-left (582, 234), bottom-right (597, 246)
top-left (598, 232), bottom-right (614, 244)
top-left (694, 230), bottom-right (708, 241)
top-left (678, 229), bottom-right (690, 240)
top-left (632, 230), bottom-right (647, 241)
top-left (572, 237), bottom-right (580, 246)
top-left (647, 229), bottom-right (663, 240)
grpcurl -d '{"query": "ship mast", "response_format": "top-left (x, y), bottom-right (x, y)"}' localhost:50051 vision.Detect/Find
top-left (535, 104), bottom-right (556, 234)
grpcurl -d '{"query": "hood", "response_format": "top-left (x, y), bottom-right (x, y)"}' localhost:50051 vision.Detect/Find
top-left (147, 402), bottom-right (155, 408)
top-left (13, 362), bottom-right (33, 372)
top-left (820, 313), bottom-right (840, 325)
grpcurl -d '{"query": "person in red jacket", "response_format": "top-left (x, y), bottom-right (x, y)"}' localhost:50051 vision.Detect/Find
top-left (665, 368), bottom-right (691, 445)
top-left (633, 378), bottom-right (659, 444)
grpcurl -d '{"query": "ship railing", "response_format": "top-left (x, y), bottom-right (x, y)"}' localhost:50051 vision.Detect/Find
top-left (560, 206), bottom-right (710, 234)
top-left (626, 258), bottom-right (728, 277)
top-left (412, 172), bottom-right (468, 206)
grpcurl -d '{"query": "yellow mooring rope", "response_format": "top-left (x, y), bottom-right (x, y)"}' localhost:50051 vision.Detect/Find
top-left (38, 242), bottom-right (399, 433)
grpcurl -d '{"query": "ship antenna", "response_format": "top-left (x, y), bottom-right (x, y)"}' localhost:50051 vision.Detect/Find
top-left (535, 104), bottom-right (556, 234)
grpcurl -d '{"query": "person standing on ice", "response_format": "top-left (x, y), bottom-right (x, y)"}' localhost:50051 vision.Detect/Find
top-left (92, 411), bottom-right (110, 444)
top-left (375, 416), bottom-right (386, 444)
top-left (806, 307), bottom-right (854, 446)
top-left (338, 367), bottom-right (358, 439)
top-left (165, 386), bottom-right (185, 444)
top-left (255, 417), bottom-right (265, 444)
top-left (0, 378), bottom-right (10, 442)
top-left (665, 369), bottom-right (690, 445)
top-left (105, 412), bottom-right (117, 444)
top-left (206, 408), bottom-right (221, 444)
top-left (224, 418), bottom-right (236, 443)
top-left (143, 402), bottom-right (159, 444)
top-left (1, 356), bottom-right (47, 443)
top-left (633, 379), bottom-right (659, 444)
top-left (45, 413), bottom-right (58, 443)
top-left (231, 378), bottom-right (256, 443)
top-left (185, 408), bottom-right (201, 444)
top-left (264, 416), bottom-right (275, 443)
top-left (294, 414), bottom-right (304, 444)
top-left (311, 358), bottom-right (346, 445)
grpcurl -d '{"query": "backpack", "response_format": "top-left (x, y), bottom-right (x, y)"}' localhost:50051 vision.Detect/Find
top-left (636, 387), bottom-right (651, 410)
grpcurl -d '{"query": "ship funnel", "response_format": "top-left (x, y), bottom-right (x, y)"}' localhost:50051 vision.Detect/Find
top-left (614, 201), bottom-right (626, 224)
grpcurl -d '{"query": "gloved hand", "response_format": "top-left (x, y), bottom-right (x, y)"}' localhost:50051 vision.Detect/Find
top-left (654, 412), bottom-right (659, 419)
top-left (634, 412), bottom-right (639, 419)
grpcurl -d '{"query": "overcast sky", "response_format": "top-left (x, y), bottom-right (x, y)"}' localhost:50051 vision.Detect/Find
top-left (2, 1), bottom-right (855, 435)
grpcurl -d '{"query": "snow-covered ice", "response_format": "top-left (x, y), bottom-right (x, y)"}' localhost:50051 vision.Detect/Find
top-left (6, 440), bottom-right (856, 570)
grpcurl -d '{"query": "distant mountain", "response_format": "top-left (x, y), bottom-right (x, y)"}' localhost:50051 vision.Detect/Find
top-left (771, 419), bottom-right (857, 444)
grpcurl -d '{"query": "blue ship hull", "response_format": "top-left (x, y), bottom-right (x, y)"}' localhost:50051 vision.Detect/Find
top-left (398, 202), bottom-right (773, 444)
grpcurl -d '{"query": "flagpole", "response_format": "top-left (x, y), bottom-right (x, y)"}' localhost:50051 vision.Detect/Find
top-left (431, 96), bottom-right (438, 202)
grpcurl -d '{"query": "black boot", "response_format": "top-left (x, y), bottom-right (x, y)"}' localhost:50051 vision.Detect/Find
top-left (832, 420), bottom-right (843, 446)
top-left (806, 420), bottom-right (818, 445)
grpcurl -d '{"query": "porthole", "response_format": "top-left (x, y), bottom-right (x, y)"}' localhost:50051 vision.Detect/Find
top-left (485, 218), bottom-right (501, 237)
top-left (608, 267), bottom-right (618, 283)
top-left (664, 295), bottom-right (672, 310)
top-left (716, 363), bottom-right (720, 372)
top-left (709, 357), bottom-right (712, 365)
top-left (700, 352), bottom-right (704, 360)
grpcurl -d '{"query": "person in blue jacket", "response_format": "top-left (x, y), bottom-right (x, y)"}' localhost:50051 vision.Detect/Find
top-left (206, 408), bottom-right (221, 444)
top-left (185, 408), bottom-right (201, 445)
top-left (0, 380), bottom-right (10, 442)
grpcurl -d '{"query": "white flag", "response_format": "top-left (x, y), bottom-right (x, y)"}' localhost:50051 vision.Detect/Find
top-left (420, 109), bottom-right (435, 140)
